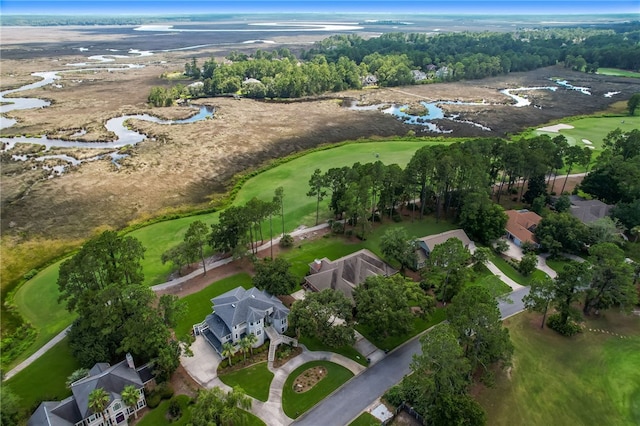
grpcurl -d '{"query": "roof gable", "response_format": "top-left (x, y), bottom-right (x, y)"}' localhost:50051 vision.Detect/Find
top-left (210, 286), bottom-right (289, 330)
top-left (305, 249), bottom-right (397, 300)
top-left (505, 209), bottom-right (542, 244)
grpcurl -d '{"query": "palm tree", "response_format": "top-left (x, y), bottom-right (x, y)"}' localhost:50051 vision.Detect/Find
top-left (221, 342), bottom-right (236, 366)
top-left (120, 385), bottom-right (140, 419)
top-left (88, 388), bottom-right (110, 425)
top-left (239, 336), bottom-right (251, 362)
top-left (245, 333), bottom-right (258, 356)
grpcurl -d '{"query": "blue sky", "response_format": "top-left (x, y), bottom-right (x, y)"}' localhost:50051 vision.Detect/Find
top-left (1, 0), bottom-right (638, 15)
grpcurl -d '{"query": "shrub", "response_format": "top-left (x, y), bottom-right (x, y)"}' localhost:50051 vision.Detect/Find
top-left (168, 398), bottom-right (182, 418)
top-left (279, 234), bottom-right (294, 248)
top-left (547, 313), bottom-right (582, 336)
top-left (146, 392), bottom-right (162, 408)
top-left (331, 221), bottom-right (344, 234)
top-left (383, 384), bottom-right (405, 407)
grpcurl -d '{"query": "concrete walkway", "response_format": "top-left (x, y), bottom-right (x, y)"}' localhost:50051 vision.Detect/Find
top-left (485, 260), bottom-right (525, 291)
top-left (182, 333), bottom-right (366, 426)
top-left (4, 325), bottom-right (71, 381)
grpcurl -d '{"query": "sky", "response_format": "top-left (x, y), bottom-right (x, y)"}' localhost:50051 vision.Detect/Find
top-left (1, 0), bottom-right (639, 15)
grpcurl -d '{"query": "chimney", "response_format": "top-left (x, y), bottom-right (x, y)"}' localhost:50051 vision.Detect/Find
top-left (126, 353), bottom-right (135, 370)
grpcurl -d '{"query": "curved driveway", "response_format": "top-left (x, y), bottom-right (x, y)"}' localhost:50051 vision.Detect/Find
top-left (295, 286), bottom-right (530, 426)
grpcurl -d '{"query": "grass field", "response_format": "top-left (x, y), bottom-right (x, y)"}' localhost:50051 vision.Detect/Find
top-left (476, 312), bottom-right (640, 426)
top-left (218, 362), bottom-right (274, 402)
top-left (531, 115), bottom-right (640, 151)
top-left (5, 337), bottom-right (80, 416)
top-left (282, 361), bottom-right (354, 418)
top-left (173, 273), bottom-right (253, 339)
top-left (597, 68), bottom-right (640, 78)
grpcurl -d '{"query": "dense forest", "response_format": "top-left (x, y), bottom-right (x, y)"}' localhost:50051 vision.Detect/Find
top-left (149, 22), bottom-right (640, 105)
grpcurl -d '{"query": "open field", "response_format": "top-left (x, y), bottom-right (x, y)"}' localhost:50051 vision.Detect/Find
top-left (476, 312), bottom-right (640, 426)
top-left (597, 68), bottom-right (640, 78)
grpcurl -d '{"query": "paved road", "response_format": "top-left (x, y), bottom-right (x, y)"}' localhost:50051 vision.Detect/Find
top-left (295, 287), bottom-right (530, 426)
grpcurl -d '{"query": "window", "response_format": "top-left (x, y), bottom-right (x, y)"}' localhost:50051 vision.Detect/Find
top-left (257, 329), bottom-right (261, 335)
top-left (115, 412), bottom-right (125, 424)
top-left (112, 402), bottom-right (121, 411)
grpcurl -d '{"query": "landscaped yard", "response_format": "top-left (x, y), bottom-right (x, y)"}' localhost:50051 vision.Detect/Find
top-left (476, 312), bottom-right (640, 426)
top-left (281, 218), bottom-right (456, 279)
top-left (489, 253), bottom-right (549, 286)
top-left (137, 394), bottom-right (265, 426)
top-left (282, 361), bottom-right (354, 418)
top-left (218, 362), bottom-right (274, 402)
top-left (137, 395), bottom-right (192, 426)
top-left (299, 335), bottom-right (368, 366)
top-left (5, 337), bottom-right (80, 415)
top-left (173, 273), bottom-right (253, 339)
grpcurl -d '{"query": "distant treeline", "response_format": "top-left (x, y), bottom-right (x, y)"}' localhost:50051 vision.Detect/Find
top-left (0, 14), bottom-right (238, 26)
top-left (148, 22), bottom-right (640, 105)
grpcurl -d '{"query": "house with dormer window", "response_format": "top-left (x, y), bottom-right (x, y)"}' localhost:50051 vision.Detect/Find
top-left (193, 286), bottom-right (290, 356)
top-left (28, 354), bottom-right (153, 426)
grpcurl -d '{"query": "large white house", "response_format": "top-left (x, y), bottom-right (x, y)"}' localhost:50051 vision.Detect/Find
top-left (28, 354), bottom-right (152, 426)
top-left (193, 286), bottom-right (290, 356)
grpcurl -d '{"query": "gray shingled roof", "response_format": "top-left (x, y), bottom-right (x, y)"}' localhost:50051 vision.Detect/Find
top-left (72, 360), bottom-right (143, 419)
top-left (210, 287), bottom-right (289, 331)
top-left (305, 249), bottom-right (397, 301)
top-left (28, 399), bottom-right (79, 426)
top-left (417, 229), bottom-right (471, 253)
top-left (28, 359), bottom-right (146, 426)
top-left (569, 195), bottom-right (612, 224)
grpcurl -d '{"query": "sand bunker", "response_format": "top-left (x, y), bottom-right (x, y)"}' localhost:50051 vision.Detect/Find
top-left (582, 139), bottom-right (593, 145)
top-left (537, 123), bottom-right (575, 132)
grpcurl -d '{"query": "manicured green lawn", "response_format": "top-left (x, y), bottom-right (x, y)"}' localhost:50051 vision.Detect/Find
top-left (282, 361), bottom-right (354, 418)
top-left (476, 312), bottom-right (640, 426)
top-left (10, 259), bottom-right (76, 369)
top-left (137, 395), bottom-right (192, 426)
top-left (173, 273), bottom-right (253, 339)
top-left (544, 256), bottom-right (578, 275)
top-left (532, 115), bottom-right (640, 151)
top-left (349, 412), bottom-right (380, 426)
top-left (6, 337), bottom-right (80, 415)
top-left (489, 253), bottom-right (549, 286)
top-left (218, 362), bottom-right (274, 402)
top-left (356, 308), bottom-right (446, 351)
top-left (597, 68), bottom-right (640, 78)
top-left (299, 335), bottom-right (368, 366)
top-left (137, 394), bottom-right (265, 426)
